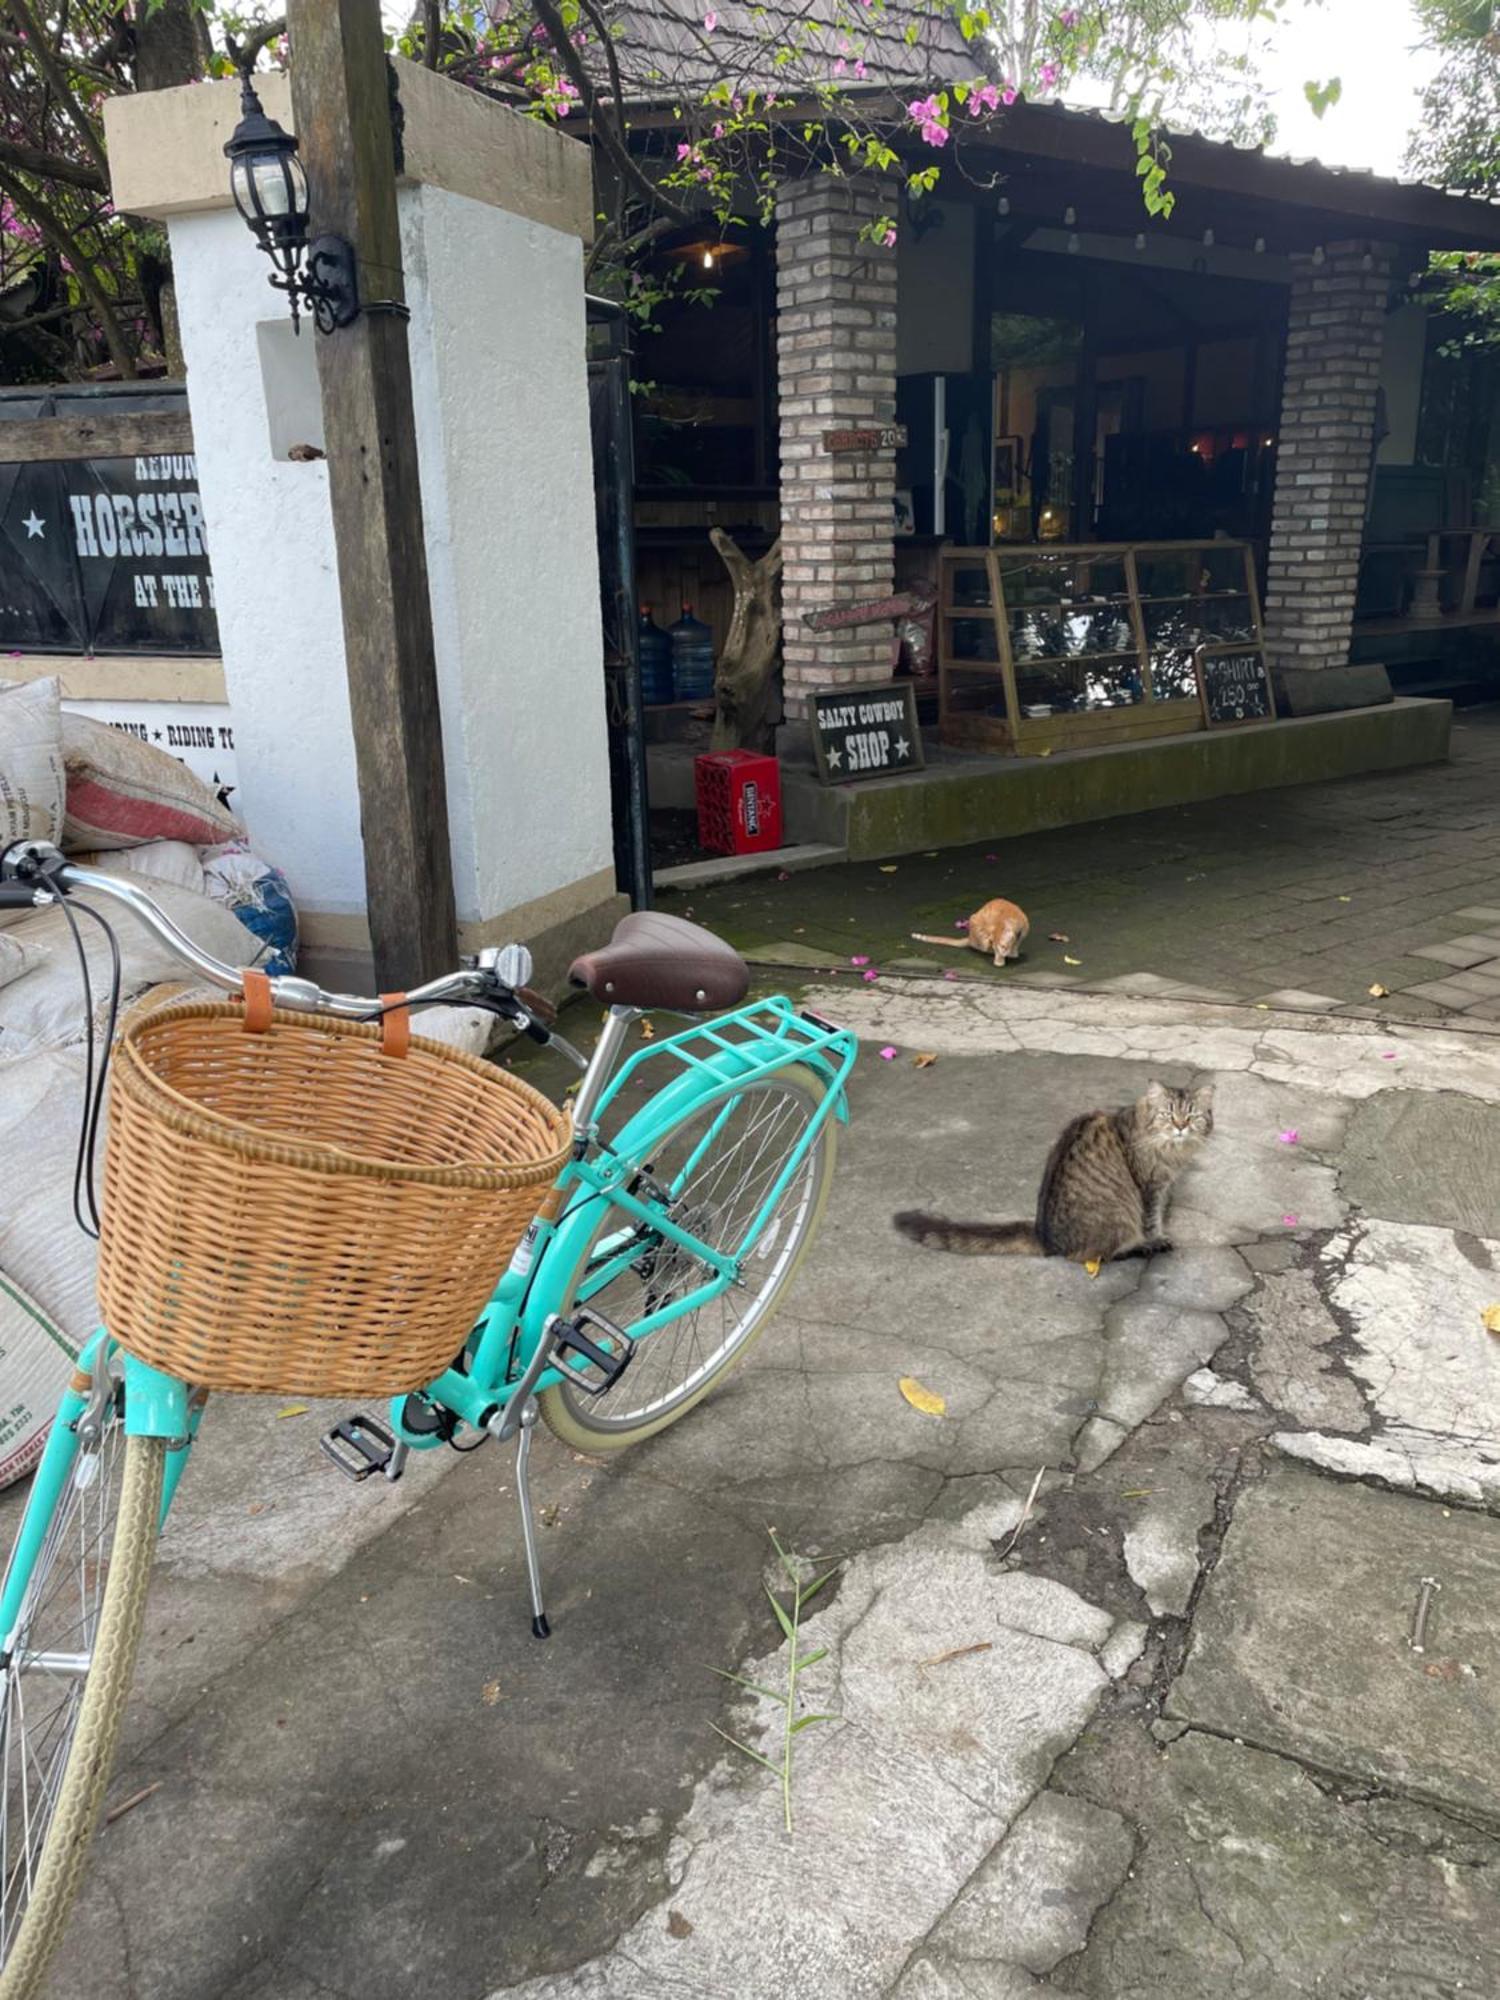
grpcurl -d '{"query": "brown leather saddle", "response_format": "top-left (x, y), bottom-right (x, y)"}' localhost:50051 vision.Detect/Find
top-left (569, 911), bottom-right (750, 1013)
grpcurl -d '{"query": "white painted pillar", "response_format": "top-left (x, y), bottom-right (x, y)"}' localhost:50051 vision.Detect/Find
top-left (105, 64), bottom-right (623, 984)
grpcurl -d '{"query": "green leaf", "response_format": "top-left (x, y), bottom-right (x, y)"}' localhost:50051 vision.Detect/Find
top-left (795, 1646), bottom-right (828, 1670)
top-left (709, 1667), bottom-right (789, 1703)
top-left (765, 1586), bottom-right (795, 1640)
top-left (1303, 76), bottom-right (1342, 119)
top-left (799, 1567), bottom-right (840, 1606)
top-left (709, 1724), bottom-right (781, 1774)
top-left (790, 1713), bottom-right (838, 1732)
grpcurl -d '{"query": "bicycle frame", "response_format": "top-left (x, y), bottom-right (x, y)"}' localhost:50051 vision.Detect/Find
top-left (0, 991), bottom-right (855, 1650)
top-left (389, 993), bottom-right (856, 1444)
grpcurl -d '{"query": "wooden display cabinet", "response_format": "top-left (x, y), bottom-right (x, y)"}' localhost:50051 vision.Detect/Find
top-left (938, 539), bottom-right (1266, 755)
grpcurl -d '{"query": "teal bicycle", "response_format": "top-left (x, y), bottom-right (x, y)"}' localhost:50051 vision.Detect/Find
top-left (0, 839), bottom-right (856, 1999)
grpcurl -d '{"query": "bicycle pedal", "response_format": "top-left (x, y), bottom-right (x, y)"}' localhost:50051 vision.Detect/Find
top-left (553, 1309), bottom-right (635, 1396)
top-left (321, 1413), bottom-right (397, 1482)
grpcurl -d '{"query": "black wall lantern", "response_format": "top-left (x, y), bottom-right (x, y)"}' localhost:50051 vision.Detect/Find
top-left (224, 75), bottom-right (360, 335)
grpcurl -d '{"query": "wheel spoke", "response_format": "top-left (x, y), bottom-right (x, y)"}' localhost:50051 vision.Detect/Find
top-left (555, 1077), bottom-right (829, 1432)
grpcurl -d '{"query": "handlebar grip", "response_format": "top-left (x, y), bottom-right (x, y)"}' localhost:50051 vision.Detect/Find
top-left (0, 885), bottom-right (40, 909)
top-left (516, 985), bottom-right (558, 1028)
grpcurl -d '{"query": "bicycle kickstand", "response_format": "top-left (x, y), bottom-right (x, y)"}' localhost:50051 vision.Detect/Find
top-left (513, 1398), bottom-right (550, 1640)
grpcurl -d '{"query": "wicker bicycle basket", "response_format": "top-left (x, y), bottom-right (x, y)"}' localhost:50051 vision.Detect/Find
top-left (97, 996), bottom-right (572, 1396)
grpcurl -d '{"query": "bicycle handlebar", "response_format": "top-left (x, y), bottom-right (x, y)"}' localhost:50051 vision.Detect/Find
top-left (0, 840), bottom-right (538, 1033)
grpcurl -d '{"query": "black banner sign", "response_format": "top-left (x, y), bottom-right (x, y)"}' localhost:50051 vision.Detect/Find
top-left (810, 681), bottom-right (924, 785)
top-left (1, 407), bottom-right (218, 657)
top-left (1194, 645), bottom-right (1275, 727)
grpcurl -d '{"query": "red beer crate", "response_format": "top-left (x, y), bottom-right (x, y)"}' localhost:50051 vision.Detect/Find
top-left (694, 750), bottom-right (783, 857)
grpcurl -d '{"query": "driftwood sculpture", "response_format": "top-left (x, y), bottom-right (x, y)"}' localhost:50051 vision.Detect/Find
top-left (709, 527), bottom-right (783, 752)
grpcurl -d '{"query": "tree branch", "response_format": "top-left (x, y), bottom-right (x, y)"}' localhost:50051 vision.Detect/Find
top-left (222, 15), bottom-right (287, 73)
top-left (0, 135), bottom-right (108, 194)
top-left (530, 0), bottom-right (694, 226)
top-left (0, 164), bottom-right (136, 376)
top-left (4, 0), bottom-right (112, 183)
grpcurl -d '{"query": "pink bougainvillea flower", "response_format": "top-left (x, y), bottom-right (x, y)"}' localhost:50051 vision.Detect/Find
top-left (676, 141), bottom-right (694, 161)
top-left (1277, 1129), bottom-right (1300, 1145)
top-left (968, 81), bottom-right (1001, 116)
top-left (1381, 1051), bottom-right (1399, 1060)
top-left (855, 58), bottom-right (867, 78)
top-left (955, 919), bottom-right (969, 930)
top-left (879, 1046), bottom-right (898, 1060)
top-left (703, 9), bottom-right (717, 28)
top-left (863, 969), bottom-right (880, 983)
top-left (942, 969), bottom-right (959, 981)
top-left (850, 954), bottom-right (871, 966)
top-left (1038, 60), bottom-right (1059, 87)
top-left (1282, 1214), bottom-right (1299, 1228)
top-left (1001, 81), bottom-right (1018, 104)
top-left (1060, 6), bottom-right (1079, 24)
top-left (834, 55), bottom-right (846, 73)
top-left (907, 94), bottom-right (949, 146)
top-left (882, 225), bottom-right (896, 247)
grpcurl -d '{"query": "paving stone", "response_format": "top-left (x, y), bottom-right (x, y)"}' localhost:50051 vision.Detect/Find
top-left (1251, 987), bottom-right (1343, 1010)
top-left (930, 1791), bottom-right (1135, 1976)
top-left (1340, 1089), bottom-right (1500, 1236)
top-left (1464, 996), bottom-right (1500, 1020)
top-left (1410, 939), bottom-right (1499, 968)
top-left (1402, 977), bottom-right (1480, 1008)
top-left (1054, 1726), bottom-right (1500, 2000)
top-left (1453, 906), bottom-right (1500, 924)
top-left (1170, 1463), bottom-right (1500, 1817)
top-left (1122, 1473), bottom-right (1217, 1617)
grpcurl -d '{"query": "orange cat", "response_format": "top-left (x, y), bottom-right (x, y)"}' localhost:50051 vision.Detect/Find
top-left (912, 897), bottom-right (1030, 967)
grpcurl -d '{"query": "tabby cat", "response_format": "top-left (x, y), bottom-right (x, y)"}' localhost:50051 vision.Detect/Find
top-left (911, 897), bottom-right (1030, 966)
top-left (894, 1081), bottom-right (1214, 1265)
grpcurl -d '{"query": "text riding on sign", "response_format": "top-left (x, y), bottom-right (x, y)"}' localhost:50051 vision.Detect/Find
top-left (811, 682), bottom-right (924, 785)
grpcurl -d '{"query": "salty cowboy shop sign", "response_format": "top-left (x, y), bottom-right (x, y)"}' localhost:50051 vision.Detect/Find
top-left (810, 682), bottom-right (924, 784)
top-left (0, 447), bottom-right (219, 656)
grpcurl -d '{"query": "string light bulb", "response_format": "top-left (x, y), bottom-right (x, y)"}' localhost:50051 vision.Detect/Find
top-left (702, 249), bottom-right (715, 270)
top-left (1312, 244), bottom-right (1326, 265)
top-left (1064, 205), bottom-right (1076, 226)
top-left (1134, 232), bottom-right (1146, 251)
top-left (1254, 236), bottom-right (1266, 253)
top-left (998, 195), bottom-right (1011, 215)
top-left (1202, 228), bottom-right (1215, 247)
top-left (1067, 232), bottom-right (1080, 254)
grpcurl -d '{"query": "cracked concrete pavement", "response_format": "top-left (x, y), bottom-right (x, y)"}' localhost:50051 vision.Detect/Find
top-left (21, 976), bottom-right (1500, 1999)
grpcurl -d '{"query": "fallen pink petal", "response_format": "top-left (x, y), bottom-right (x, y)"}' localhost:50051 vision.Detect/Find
top-left (850, 954), bottom-right (871, 966)
top-left (1282, 1214), bottom-right (1299, 1228)
top-left (1382, 1051), bottom-right (1399, 1061)
top-left (942, 970), bottom-right (959, 981)
top-left (878, 1046), bottom-right (897, 1060)
top-left (862, 970), bottom-right (880, 983)
top-left (1277, 1129), bottom-right (1300, 1145)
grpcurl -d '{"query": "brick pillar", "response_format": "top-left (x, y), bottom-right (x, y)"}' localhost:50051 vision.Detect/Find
top-left (775, 175), bottom-right (898, 718)
top-left (1262, 241), bottom-right (1393, 678)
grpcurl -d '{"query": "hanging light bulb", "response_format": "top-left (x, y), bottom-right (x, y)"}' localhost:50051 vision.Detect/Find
top-left (1202, 228), bottom-right (1215, 247)
top-left (998, 195), bottom-right (1011, 215)
top-left (1134, 232), bottom-right (1146, 251)
top-left (1064, 205), bottom-right (1076, 226)
top-left (1067, 232), bottom-right (1080, 254)
top-left (1312, 244), bottom-right (1326, 265)
top-left (1254, 236), bottom-right (1266, 254)
top-left (703, 248), bottom-right (715, 270)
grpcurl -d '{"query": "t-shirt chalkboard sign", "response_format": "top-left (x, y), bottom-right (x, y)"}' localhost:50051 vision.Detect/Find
top-left (810, 681), bottom-right (924, 784)
top-left (1194, 645), bottom-right (1275, 727)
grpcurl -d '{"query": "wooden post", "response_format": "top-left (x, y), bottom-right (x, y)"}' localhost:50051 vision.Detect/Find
top-left (287, 0), bottom-right (458, 988)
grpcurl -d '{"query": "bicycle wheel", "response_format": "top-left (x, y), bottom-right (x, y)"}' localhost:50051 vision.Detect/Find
top-left (539, 1065), bottom-right (837, 1451)
top-left (0, 1412), bottom-right (164, 2000)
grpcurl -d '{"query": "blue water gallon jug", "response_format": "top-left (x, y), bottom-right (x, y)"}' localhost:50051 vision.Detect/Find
top-left (638, 607), bottom-right (673, 705)
top-left (670, 606), bottom-right (716, 701)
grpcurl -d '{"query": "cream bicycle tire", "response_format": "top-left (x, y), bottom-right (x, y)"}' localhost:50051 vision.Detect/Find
top-left (0, 1435), bottom-right (164, 2000)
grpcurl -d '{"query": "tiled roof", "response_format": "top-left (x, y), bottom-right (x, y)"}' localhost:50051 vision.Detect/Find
top-left (593, 0), bottom-right (975, 99)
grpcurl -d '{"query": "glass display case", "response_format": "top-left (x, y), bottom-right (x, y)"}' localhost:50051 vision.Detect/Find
top-left (937, 539), bottom-right (1266, 754)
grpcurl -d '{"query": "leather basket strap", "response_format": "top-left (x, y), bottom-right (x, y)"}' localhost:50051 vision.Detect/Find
top-left (241, 969), bottom-right (274, 1034)
top-left (379, 994), bottom-right (411, 1059)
